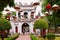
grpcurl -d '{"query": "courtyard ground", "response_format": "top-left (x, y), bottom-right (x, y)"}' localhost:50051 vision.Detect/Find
top-left (0, 35), bottom-right (60, 40)
top-left (15, 34), bottom-right (31, 40)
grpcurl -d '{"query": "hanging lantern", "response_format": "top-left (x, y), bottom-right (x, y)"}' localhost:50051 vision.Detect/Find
top-left (46, 4), bottom-right (51, 10)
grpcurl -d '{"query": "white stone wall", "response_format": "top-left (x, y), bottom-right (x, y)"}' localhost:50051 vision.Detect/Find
top-left (10, 20), bottom-right (34, 34)
top-left (10, 4), bottom-right (36, 34)
top-left (10, 21), bottom-right (16, 34)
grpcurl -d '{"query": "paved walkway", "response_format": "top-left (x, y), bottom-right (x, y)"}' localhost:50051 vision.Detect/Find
top-left (16, 35), bottom-right (31, 40)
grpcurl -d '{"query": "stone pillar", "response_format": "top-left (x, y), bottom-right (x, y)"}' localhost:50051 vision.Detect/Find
top-left (29, 22), bottom-right (34, 34)
top-left (18, 22), bottom-right (23, 34)
top-left (10, 21), bottom-right (16, 34)
top-left (28, 12), bottom-right (30, 18)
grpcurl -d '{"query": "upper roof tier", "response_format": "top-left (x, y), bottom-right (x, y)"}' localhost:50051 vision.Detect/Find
top-left (15, 2), bottom-right (40, 7)
top-left (14, 2), bottom-right (40, 11)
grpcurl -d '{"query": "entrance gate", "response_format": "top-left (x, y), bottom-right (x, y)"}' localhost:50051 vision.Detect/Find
top-left (22, 23), bottom-right (29, 34)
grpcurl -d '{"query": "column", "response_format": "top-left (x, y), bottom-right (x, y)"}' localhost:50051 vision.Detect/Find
top-left (10, 21), bottom-right (16, 34)
top-left (18, 22), bottom-right (23, 34)
top-left (29, 22), bottom-right (34, 34)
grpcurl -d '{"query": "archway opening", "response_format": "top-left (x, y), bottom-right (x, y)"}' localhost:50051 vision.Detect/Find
top-left (24, 12), bottom-right (28, 18)
top-left (15, 26), bottom-right (18, 33)
top-left (24, 12), bottom-right (28, 15)
top-left (22, 23), bottom-right (29, 33)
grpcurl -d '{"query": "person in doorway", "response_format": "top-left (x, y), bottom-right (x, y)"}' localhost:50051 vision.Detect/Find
top-left (23, 29), bottom-right (25, 34)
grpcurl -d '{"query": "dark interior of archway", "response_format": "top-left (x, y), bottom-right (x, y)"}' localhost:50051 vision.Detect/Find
top-left (18, 12), bottom-right (21, 18)
top-left (22, 23), bottom-right (29, 32)
top-left (22, 23), bottom-right (29, 27)
top-left (24, 12), bottom-right (28, 15)
top-left (15, 26), bottom-right (18, 33)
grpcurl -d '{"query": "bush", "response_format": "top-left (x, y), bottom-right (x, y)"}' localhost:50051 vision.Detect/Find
top-left (46, 33), bottom-right (55, 40)
top-left (4, 38), bottom-right (12, 40)
top-left (34, 19), bottom-right (48, 29)
top-left (4, 33), bottom-right (19, 40)
top-left (0, 18), bottom-right (11, 30)
top-left (30, 35), bottom-right (38, 40)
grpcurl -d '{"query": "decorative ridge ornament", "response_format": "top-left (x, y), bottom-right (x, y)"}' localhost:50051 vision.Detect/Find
top-left (14, 3), bottom-right (20, 10)
top-left (45, 11), bottom-right (49, 14)
top-left (45, 11), bottom-right (49, 16)
top-left (33, 2), bottom-right (40, 6)
top-left (14, 6), bottom-right (20, 9)
top-left (5, 9), bottom-right (9, 11)
top-left (52, 4), bottom-right (59, 8)
top-left (31, 10), bottom-right (35, 13)
top-left (52, 4), bottom-right (59, 11)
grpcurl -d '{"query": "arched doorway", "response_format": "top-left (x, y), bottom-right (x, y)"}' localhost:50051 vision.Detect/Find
top-left (22, 23), bottom-right (29, 33)
top-left (15, 26), bottom-right (18, 33)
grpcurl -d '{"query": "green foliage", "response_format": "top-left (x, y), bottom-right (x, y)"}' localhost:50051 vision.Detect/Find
top-left (34, 19), bottom-right (48, 29)
top-left (45, 15), bottom-right (54, 28)
top-left (5, 11), bottom-right (16, 19)
top-left (0, 18), bottom-right (11, 30)
top-left (5, 13), bottom-right (10, 19)
top-left (12, 11), bottom-right (16, 16)
top-left (42, 0), bottom-right (49, 12)
top-left (0, 12), bottom-right (2, 18)
top-left (46, 33), bottom-right (55, 40)
top-left (51, 9), bottom-right (60, 27)
top-left (30, 35), bottom-right (38, 40)
top-left (8, 0), bottom-right (15, 7)
top-left (56, 9), bottom-right (60, 17)
top-left (9, 33), bottom-right (19, 40)
top-left (0, 0), bottom-right (14, 12)
top-left (42, 0), bottom-right (49, 6)
top-left (4, 33), bottom-right (19, 40)
top-left (46, 15), bottom-right (53, 22)
top-left (34, 20), bottom-right (40, 29)
top-left (4, 38), bottom-right (12, 40)
top-left (42, 0), bottom-right (60, 27)
top-left (42, 7), bottom-right (46, 12)
top-left (56, 1), bottom-right (60, 5)
top-left (55, 17), bottom-right (60, 26)
top-left (42, 0), bottom-right (60, 12)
